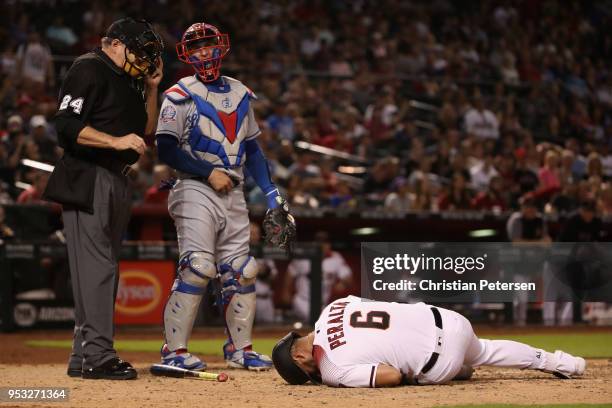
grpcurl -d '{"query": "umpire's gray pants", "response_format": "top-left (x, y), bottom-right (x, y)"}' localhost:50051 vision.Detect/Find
top-left (63, 166), bottom-right (132, 370)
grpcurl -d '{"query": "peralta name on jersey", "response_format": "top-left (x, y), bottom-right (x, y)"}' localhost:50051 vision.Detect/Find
top-left (326, 301), bottom-right (349, 350)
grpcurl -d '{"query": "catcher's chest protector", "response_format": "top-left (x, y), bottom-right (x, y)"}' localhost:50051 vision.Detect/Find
top-left (165, 76), bottom-right (257, 168)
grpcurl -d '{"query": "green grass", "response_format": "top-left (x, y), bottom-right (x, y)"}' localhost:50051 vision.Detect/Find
top-left (436, 405), bottom-right (612, 408)
top-left (26, 333), bottom-right (612, 358)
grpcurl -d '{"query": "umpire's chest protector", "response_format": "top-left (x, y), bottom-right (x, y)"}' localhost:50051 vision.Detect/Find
top-left (164, 76), bottom-right (257, 168)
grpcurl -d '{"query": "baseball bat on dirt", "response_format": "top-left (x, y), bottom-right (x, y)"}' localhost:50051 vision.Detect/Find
top-left (150, 364), bottom-right (229, 382)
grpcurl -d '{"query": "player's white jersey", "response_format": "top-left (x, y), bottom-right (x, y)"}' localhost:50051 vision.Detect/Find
top-left (155, 75), bottom-right (260, 182)
top-left (313, 296), bottom-right (438, 387)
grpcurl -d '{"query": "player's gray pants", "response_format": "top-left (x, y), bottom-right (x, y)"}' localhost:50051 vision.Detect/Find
top-left (63, 166), bottom-right (132, 370)
top-left (168, 179), bottom-right (250, 261)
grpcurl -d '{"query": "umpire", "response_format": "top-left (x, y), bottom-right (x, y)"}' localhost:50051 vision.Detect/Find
top-left (43, 18), bottom-right (163, 380)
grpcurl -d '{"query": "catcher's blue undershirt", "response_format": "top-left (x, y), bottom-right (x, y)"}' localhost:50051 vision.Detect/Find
top-left (156, 134), bottom-right (279, 209)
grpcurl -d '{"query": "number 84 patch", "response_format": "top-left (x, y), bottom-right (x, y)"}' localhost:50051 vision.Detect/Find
top-left (59, 95), bottom-right (84, 114)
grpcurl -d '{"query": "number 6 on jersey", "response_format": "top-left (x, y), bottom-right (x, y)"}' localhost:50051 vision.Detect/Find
top-left (349, 311), bottom-right (390, 330)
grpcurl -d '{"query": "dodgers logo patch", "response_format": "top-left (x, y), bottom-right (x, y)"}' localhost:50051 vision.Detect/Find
top-left (161, 105), bottom-right (177, 123)
top-left (221, 97), bottom-right (232, 109)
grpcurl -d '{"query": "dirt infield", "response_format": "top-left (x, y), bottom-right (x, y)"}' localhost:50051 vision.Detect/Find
top-left (1, 329), bottom-right (611, 408)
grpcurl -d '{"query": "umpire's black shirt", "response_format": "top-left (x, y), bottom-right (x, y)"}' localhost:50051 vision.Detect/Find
top-left (55, 47), bottom-right (147, 165)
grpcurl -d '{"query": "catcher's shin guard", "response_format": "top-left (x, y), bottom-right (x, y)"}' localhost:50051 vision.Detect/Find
top-left (219, 255), bottom-right (259, 350)
top-left (163, 252), bottom-right (216, 351)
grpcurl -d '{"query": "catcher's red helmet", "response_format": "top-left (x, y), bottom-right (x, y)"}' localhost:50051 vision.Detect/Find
top-left (176, 23), bottom-right (230, 82)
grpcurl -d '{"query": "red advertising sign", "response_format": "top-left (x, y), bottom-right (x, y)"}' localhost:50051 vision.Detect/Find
top-left (115, 261), bottom-right (175, 325)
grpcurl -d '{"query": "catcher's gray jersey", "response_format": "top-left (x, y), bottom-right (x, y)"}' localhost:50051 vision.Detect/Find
top-left (156, 75), bottom-right (260, 183)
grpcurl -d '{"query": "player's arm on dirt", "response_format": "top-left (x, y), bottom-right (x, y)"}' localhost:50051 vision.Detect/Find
top-left (332, 363), bottom-right (400, 388)
top-left (375, 364), bottom-right (402, 387)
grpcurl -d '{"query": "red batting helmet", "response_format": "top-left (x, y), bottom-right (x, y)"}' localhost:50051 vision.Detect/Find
top-left (176, 23), bottom-right (230, 82)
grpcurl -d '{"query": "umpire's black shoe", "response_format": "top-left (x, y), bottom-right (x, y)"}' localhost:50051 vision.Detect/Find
top-left (67, 367), bottom-right (82, 377)
top-left (82, 357), bottom-right (137, 380)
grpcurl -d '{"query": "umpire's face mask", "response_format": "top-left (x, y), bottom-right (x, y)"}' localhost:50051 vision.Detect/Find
top-left (120, 31), bottom-right (162, 79)
top-left (123, 44), bottom-right (157, 79)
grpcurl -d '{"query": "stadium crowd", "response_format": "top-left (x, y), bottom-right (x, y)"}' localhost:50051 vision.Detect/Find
top-left (0, 0), bottom-right (610, 219)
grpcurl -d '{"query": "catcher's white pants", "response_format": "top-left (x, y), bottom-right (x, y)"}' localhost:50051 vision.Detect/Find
top-left (417, 308), bottom-right (549, 384)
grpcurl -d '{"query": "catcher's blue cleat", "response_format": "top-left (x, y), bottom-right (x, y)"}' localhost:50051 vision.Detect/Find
top-left (224, 341), bottom-right (272, 371)
top-left (160, 344), bottom-right (206, 371)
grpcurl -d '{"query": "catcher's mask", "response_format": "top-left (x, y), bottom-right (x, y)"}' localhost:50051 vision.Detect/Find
top-left (176, 22), bottom-right (230, 82)
top-left (105, 18), bottom-right (163, 79)
top-left (272, 332), bottom-right (321, 385)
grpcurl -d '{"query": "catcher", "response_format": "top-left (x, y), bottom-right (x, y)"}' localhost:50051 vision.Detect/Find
top-left (155, 22), bottom-right (295, 371)
top-left (272, 296), bottom-right (586, 387)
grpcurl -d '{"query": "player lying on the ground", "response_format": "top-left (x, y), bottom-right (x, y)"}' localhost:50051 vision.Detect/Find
top-left (272, 296), bottom-right (586, 387)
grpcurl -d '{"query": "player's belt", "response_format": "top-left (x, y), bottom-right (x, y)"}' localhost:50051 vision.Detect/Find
top-left (421, 307), bottom-right (443, 374)
top-left (94, 157), bottom-right (135, 178)
top-left (190, 175), bottom-right (241, 188)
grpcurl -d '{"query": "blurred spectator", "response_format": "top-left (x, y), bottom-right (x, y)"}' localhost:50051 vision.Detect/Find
top-left (412, 176), bottom-right (435, 211)
top-left (557, 199), bottom-right (604, 324)
top-left (463, 94), bottom-right (499, 140)
top-left (328, 180), bottom-right (355, 209)
top-left (471, 175), bottom-right (508, 212)
top-left (597, 183), bottom-right (612, 217)
top-left (45, 16), bottom-right (79, 52)
top-left (506, 196), bottom-right (551, 325)
top-left (546, 182), bottom-right (579, 216)
top-left (266, 102), bottom-right (294, 140)
top-left (16, 31), bottom-right (54, 92)
top-left (586, 152), bottom-right (604, 181)
top-left (16, 170), bottom-right (49, 204)
top-left (0, 181), bottom-right (12, 204)
top-left (29, 115), bottom-right (58, 163)
top-left (250, 222), bottom-right (279, 324)
top-left (559, 199), bottom-right (603, 243)
top-left (507, 196), bottom-right (551, 243)
top-left (284, 231), bottom-right (352, 322)
top-left (143, 164), bottom-right (172, 204)
top-left (470, 154), bottom-right (499, 192)
top-left (132, 149), bottom-right (156, 202)
top-left (513, 148), bottom-right (539, 198)
top-left (0, 205), bottom-right (15, 240)
top-left (438, 172), bottom-right (472, 211)
top-left (536, 149), bottom-right (562, 201)
top-left (363, 157), bottom-right (399, 203)
top-left (2, 115), bottom-right (26, 169)
top-left (384, 178), bottom-right (414, 212)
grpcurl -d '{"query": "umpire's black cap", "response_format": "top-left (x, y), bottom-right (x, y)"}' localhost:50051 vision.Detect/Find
top-left (105, 18), bottom-right (151, 43)
top-left (105, 18), bottom-right (162, 67)
top-left (272, 332), bottom-right (310, 385)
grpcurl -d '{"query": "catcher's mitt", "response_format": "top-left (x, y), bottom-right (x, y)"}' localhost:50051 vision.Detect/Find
top-left (263, 198), bottom-right (296, 252)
